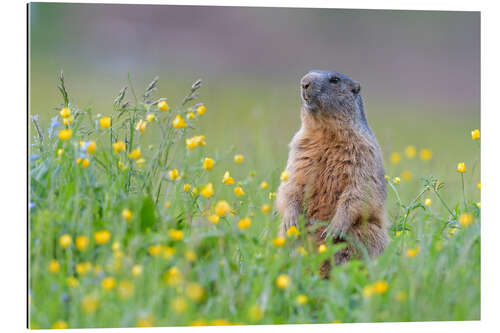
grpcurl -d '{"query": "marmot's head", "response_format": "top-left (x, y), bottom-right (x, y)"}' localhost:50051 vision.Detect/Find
top-left (300, 70), bottom-right (362, 122)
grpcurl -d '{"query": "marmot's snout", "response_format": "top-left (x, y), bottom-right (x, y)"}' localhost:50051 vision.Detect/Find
top-left (300, 71), bottom-right (324, 107)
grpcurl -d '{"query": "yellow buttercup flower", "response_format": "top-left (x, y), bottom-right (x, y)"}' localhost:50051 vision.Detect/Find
top-left (101, 276), bottom-right (116, 290)
top-left (297, 246), bottom-right (307, 256)
top-left (186, 137), bottom-right (197, 150)
top-left (457, 162), bottom-right (466, 173)
top-left (164, 201), bottom-right (172, 208)
top-left (135, 119), bottom-right (147, 133)
top-left (200, 182), bottom-right (214, 198)
top-left (113, 241), bottom-right (121, 251)
top-left (146, 113), bottom-right (156, 122)
top-left (459, 213), bottom-right (473, 227)
top-left (81, 158), bottom-right (90, 168)
top-left (163, 266), bottom-right (183, 286)
top-left (52, 320), bottom-right (68, 329)
top-left (172, 114), bottom-right (187, 128)
top-left (187, 111), bottom-right (196, 120)
top-left (203, 157), bottom-right (215, 170)
top-left (100, 116), bottom-right (111, 129)
top-left (75, 236), bottom-right (89, 251)
top-left (261, 204), bottom-right (272, 214)
top-left (169, 229), bottom-right (184, 241)
top-left (260, 181), bottom-right (269, 189)
top-left (132, 264), bottom-right (143, 276)
top-left (185, 250), bottom-right (197, 262)
top-left (280, 170), bottom-right (290, 182)
top-left (424, 198), bottom-right (432, 206)
top-left (296, 294), bottom-right (308, 305)
top-left (477, 183), bottom-right (481, 189)
top-left (67, 276), bottom-right (79, 288)
top-left (210, 319), bottom-right (231, 326)
top-left (196, 104), bottom-right (206, 115)
top-left (286, 226), bottom-right (299, 237)
top-left (194, 135), bottom-right (206, 146)
top-left (476, 202), bottom-right (481, 209)
top-left (86, 141), bottom-right (97, 154)
top-left (406, 246), bottom-right (421, 258)
top-left (272, 236), bottom-right (286, 247)
top-left (136, 158), bottom-right (146, 168)
top-left (113, 141), bottom-right (126, 154)
top-left (137, 314), bottom-right (155, 327)
top-left (128, 148), bottom-right (141, 160)
top-left (57, 148), bottom-right (64, 156)
top-left (94, 230), bottom-right (111, 245)
top-left (186, 282), bottom-right (204, 301)
top-left (190, 320), bottom-right (207, 326)
top-left (163, 246), bottom-right (175, 260)
top-left (248, 304), bottom-right (263, 322)
top-left (393, 177), bottom-right (401, 184)
top-left (404, 145), bottom-right (416, 159)
top-left (59, 234), bottom-right (72, 248)
top-left (171, 296), bottom-right (188, 313)
top-left (60, 107), bottom-right (71, 118)
top-left (58, 129), bottom-right (73, 141)
top-left (269, 192), bottom-right (276, 200)
top-left (390, 152), bottom-right (401, 164)
top-left (76, 262), bottom-right (92, 275)
top-left (237, 217), bottom-right (251, 230)
top-left (401, 170), bottom-right (412, 181)
top-left (471, 129), bottom-right (480, 140)
top-left (420, 149), bottom-right (432, 161)
top-left (276, 274), bottom-right (291, 289)
top-left (183, 184), bottom-right (191, 192)
top-left (373, 280), bottom-right (388, 294)
top-left (48, 259), bottom-right (60, 273)
top-left (63, 116), bottom-right (73, 125)
top-left (158, 100), bottom-right (169, 111)
top-left (168, 168), bottom-right (179, 180)
top-left (215, 200), bottom-right (231, 216)
top-left (208, 214), bottom-right (220, 224)
top-left (81, 295), bottom-right (99, 314)
top-left (118, 280), bottom-right (134, 299)
top-left (234, 186), bottom-right (245, 197)
top-left (234, 154), bottom-right (244, 164)
top-left (318, 244), bottom-right (327, 253)
top-left (222, 171), bottom-right (235, 184)
top-left (122, 208), bottom-right (133, 221)
top-left (186, 135), bottom-right (206, 149)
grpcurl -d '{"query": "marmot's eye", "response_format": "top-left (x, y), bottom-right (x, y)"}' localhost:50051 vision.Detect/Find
top-left (329, 77), bottom-right (340, 84)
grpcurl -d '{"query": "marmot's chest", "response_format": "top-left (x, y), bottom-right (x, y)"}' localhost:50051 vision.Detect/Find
top-left (294, 133), bottom-right (368, 221)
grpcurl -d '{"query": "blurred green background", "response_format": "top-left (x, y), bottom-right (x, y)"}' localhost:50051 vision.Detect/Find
top-left (29, 3), bottom-right (480, 200)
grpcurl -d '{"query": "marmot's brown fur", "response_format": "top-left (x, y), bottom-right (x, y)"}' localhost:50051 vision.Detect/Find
top-left (276, 70), bottom-right (389, 276)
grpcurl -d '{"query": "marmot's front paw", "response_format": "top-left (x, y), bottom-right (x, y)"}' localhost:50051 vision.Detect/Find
top-left (279, 213), bottom-right (298, 237)
top-left (321, 215), bottom-right (349, 240)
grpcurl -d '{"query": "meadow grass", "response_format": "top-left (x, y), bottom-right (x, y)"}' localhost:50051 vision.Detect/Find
top-left (28, 73), bottom-right (480, 329)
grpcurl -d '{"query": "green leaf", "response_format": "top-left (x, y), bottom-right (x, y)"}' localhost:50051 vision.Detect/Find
top-left (140, 196), bottom-right (156, 232)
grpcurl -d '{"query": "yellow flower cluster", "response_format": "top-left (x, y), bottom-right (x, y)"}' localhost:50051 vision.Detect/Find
top-left (186, 135), bottom-right (206, 149)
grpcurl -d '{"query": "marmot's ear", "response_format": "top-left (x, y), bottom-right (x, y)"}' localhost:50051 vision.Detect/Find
top-left (351, 81), bottom-right (361, 95)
